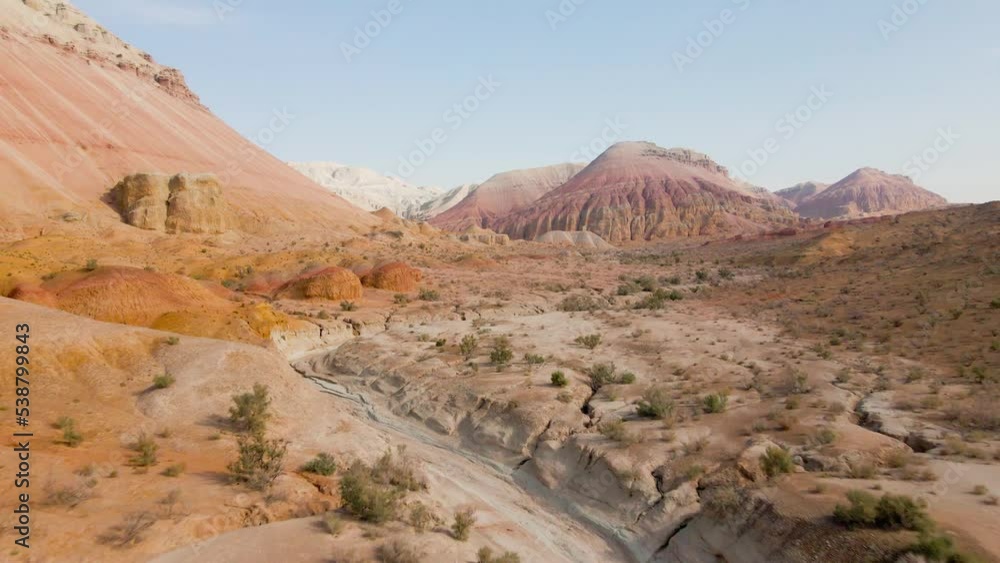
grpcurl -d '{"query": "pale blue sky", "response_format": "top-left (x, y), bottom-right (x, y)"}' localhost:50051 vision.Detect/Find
top-left (76, 0), bottom-right (998, 202)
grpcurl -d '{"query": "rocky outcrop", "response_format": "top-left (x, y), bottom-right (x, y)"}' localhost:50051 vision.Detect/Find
top-left (111, 173), bottom-right (227, 234)
top-left (360, 262), bottom-right (422, 292)
top-left (276, 267), bottom-right (363, 301)
top-left (796, 168), bottom-right (947, 220)
top-left (494, 142), bottom-right (797, 242)
top-left (459, 226), bottom-right (510, 246)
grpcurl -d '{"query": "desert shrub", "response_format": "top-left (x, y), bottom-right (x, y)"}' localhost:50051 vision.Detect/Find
top-left (99, 511), bottom-right (156, 547)
top-left (907, 533), bottom-right (975, 562)
top-left (43, 479), bottom-right (93, 507)
top-left (635, 275), bottom-right (658, 292)
top-left (886, 449), bottom-right (913, 469)
top-left (340, 300), bottom-right (357, 311)
top-left (618, 371), bottom-right (637, 384)
top-left (477, 546), bottom-right (522, 563)
top-left (760, 447), bottom-right (794, 478)
top-left (56, 417), bottom-right (83, 447)
top-left (991, 298), bottom-right (1000, 310)
top-left (130, 434), bottom-right (158, 467)
top-left (152, 373), bottom-right (175, 390)
top-left (372, 448), bottom-right (427, 492)
top-left (718, 268), bottom-right (735, 280)
top-left (635, 289), bottom-right (682, 310)
top-left (815, 427), bottom-right (838, 445)
top-left (228, 433), bottom-right (287, 490)
top-left (84, 258), bottom-right (99, 272)
top-left (846, 460), bottom-right (877, 479)
top-left (165, 336), bottom-right (180, 346)
top-left (451, 507), bottom-right (477, 541)
top-left (586, 362), bottom-right (618, 391)
top-left (490, 337), bottom-right (514, 370)
top-left (460, 334), bottom-right (478, 359)
top-left (683, 436), bottom-right (709, 455)
top-left (229, 384), bottom-right (272, 435)
top-left (599, 419), bottom-right (637, 445)
top-left (340, 462), bottom-right (403, 523)
top-left (323, 513), bottom-right (344, 536)
top-left (558, 294), bottom-right (604, 312)
top-left (701, 392), bottom-right (729, 414)
top-left (393, 293), bottom-right (410, 305)
top-left (418, 288), bottom-right (441, 301)
top-left (636, 387), bottom-right (675, 421)
top-left (161, 463), bottom-right (185, 477)
top-left (575, 334), bottom-right (602, 350)
top-left (834, 491), bottom-right (931, 532)
top-left (524, 353), bottom-right (545, 365)
top-left (435, 338), bottom-right (448, 348)
top-left (703, 485), bottom-right (743, 519)
top-left (617, 282), bottom-right (641, 296)
top-left (377, 539), bottom-right (424, 563)
top-left (972, 485), bottom-right (988, 496)
top-left (301, 453), bottom-right (337, 476)
top-left (695, 270), bottom-right (709, 282)
top-left (556, 391), bottom-right (573, 403)
top-left (408, 502), bottom-right (438, 532)
top-left (551, 371), bottom-right (568, 387)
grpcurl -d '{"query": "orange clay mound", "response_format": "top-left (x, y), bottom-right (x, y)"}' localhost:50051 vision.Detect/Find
top-left (11, 266), bottom-right (228, 325)
top-left (360, 261), bottom-right (422, 292)
top-left (276, 267), bottom-right (363, 301)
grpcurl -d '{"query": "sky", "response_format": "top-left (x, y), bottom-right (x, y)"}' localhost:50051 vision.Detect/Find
top-left (74, 0), bottom-right (999, 203)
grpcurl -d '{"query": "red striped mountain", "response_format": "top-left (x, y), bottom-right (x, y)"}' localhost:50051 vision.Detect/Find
top-left (795, 168), bottom-right (948, 220)
top-left (492, 142), bottom-right (797, 242)
top-left (429, 163), bottom-right (584, 232)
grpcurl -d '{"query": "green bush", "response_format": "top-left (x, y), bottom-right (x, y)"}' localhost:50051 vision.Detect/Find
top-left (760, 446), bottom-right (794, 478)
top-left (460, 334), bottom-right (478, 359)
top-left (477, 546), bottom-right (522, 563)
top-left (130, 434), bottom-right (158, 467)
top-left (229, 384), bottom-right (272, 435)
top-left (228, 433), bottom-right (287, 490)
top-left (301, 453), bottom-right (337, 476)
top-left (586, 363), bottom-right (618, 391)
top-left (833, 491), bottom-right (931, 532)
top-left (599, 419), bottom-right (637, 445)
top-left (418, 288), bottom-right (441, 301)
top-left (634, 289), bottom-right (683, 310)
top-left (340, 300), bottom-right (357, 311)
top-left (575, 334), bottom-right (602, 350)
top-left (340, 462), bottom-right (403, 523)
top-left (56, 417), bottom-right (83, 447)
top-left (152, 373), bottom-right (175, 390)
top-left (551, 371), bottom-right (568, 387)
top-left (524, 353), bottom-right (545, 365)
top-left (490, 337), bottom-right (514, 370)
top-left (557, 294), bottom-right (605, 312)
top-left (451, 507), bottom-right (477, 541)
top-left (702, 392), bottom-right (729, 414)
top-left (637, 387), bottom-right (675, 420)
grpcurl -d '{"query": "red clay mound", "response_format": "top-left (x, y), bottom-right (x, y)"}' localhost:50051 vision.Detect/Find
top-left (16, 266), bottom-right (230, 325)
top-left (361, 262), bottom-right (422, 292)
top-left (6, 284), bottom-right (58, 308)
top-left (276, 267), bottom-right (363, 301)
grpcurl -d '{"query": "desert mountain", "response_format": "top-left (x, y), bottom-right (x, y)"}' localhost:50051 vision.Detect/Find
top-left (430, 163), bottom-right (585, 231)
top-left (795, 168), bottom-right (948, 220)
top-left (493, 142), bottom-right (797, 242)
top-left (289, 162), bottom-right (445, 219)
top-left (775, 181), bottom-right (831, 207)
top-left (0, 0), bottom-right (375, 240)
top-left (413, 183), bottom-right (480, 220)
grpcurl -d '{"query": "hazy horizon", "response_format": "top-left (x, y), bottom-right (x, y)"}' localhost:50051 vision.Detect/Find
top-left (75, 0), bottom-right (999, 203)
